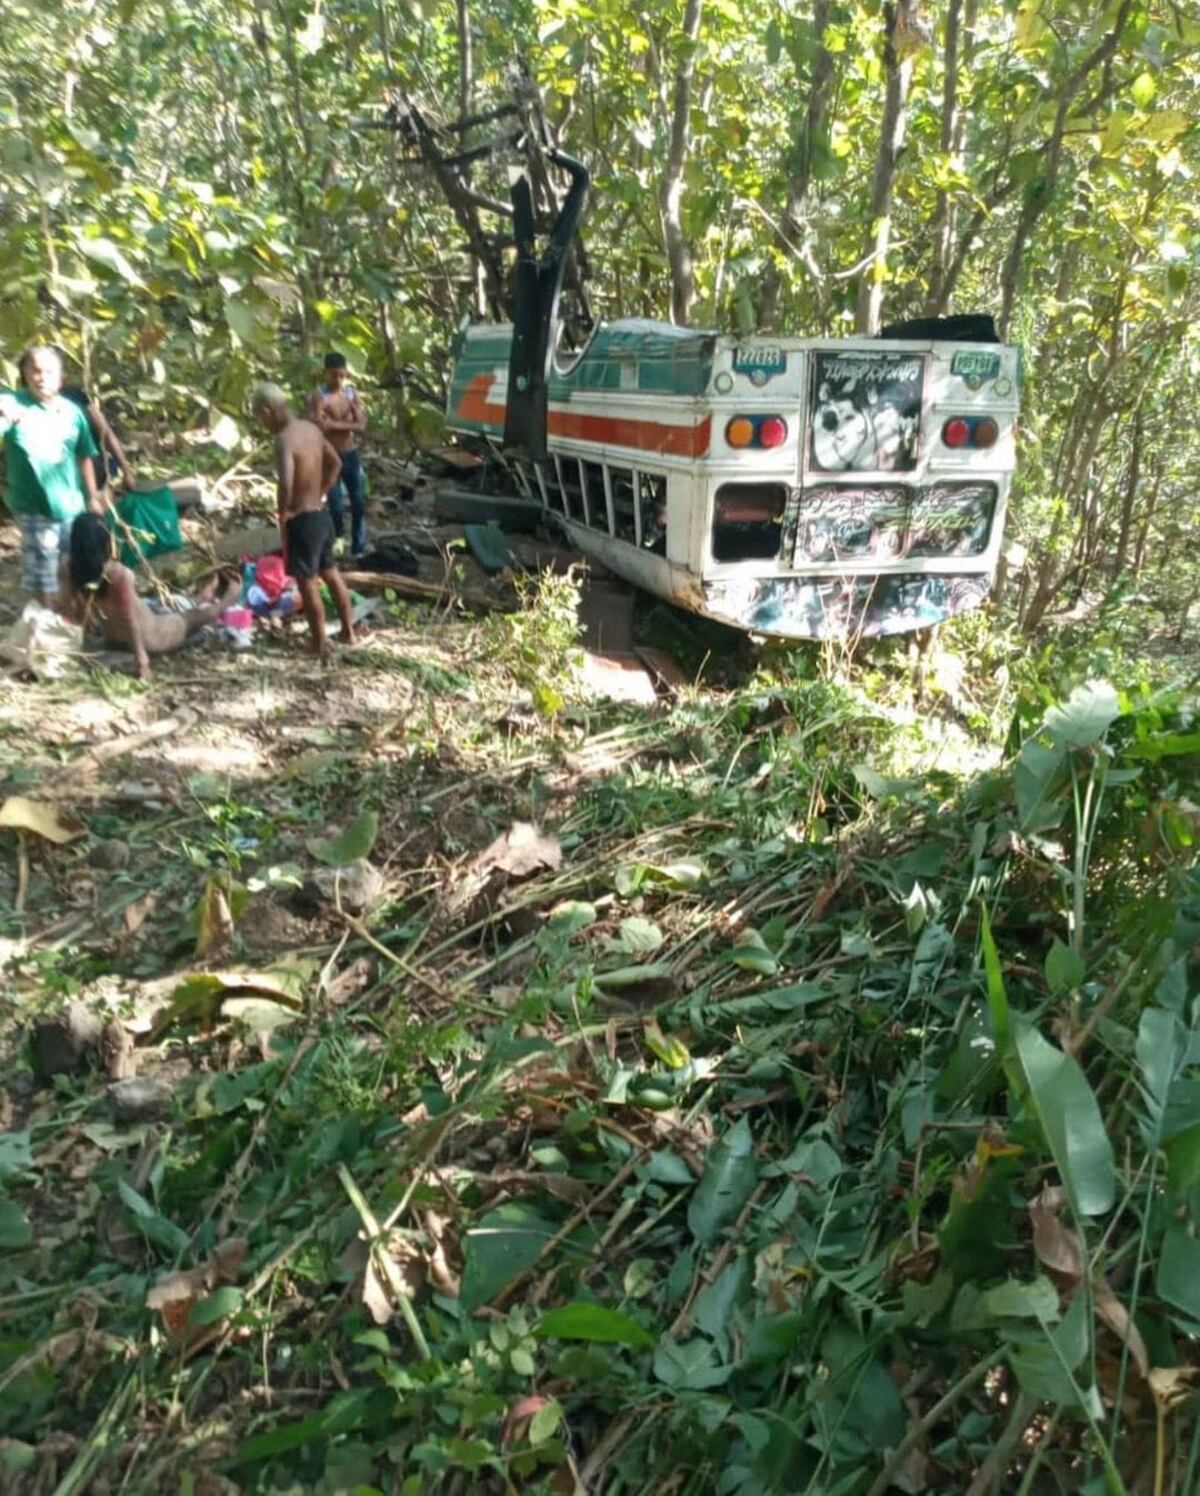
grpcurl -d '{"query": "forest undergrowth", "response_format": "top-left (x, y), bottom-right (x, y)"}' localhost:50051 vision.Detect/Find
top-left (2, 572), bottom-right (1200, 1496)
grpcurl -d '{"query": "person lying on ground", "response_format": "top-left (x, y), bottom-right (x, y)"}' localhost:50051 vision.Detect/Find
top-left (308, 351), bottom-right (367, 557)
top-left (59, 373), bottom-right (135, 495)
top-left (66, 512), bottom-right (238, 679)
top-left (251, 381), bottom-right (356, 658)
top-left (0, 345), bottom-right (103, 609)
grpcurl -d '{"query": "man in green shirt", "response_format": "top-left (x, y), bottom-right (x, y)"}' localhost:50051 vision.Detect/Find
top-left (1, 345), bottom-right (102, 607)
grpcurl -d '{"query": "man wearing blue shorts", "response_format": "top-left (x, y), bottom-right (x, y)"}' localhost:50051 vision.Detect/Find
top-left (2, 346), bottom-right (102, 607)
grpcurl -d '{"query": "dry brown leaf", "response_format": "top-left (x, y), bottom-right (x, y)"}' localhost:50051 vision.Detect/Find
top-left (1030, 1187), bottom-right (1148, 1379)
top-left (145, 1237), bottom-right (248, 1345)
top-left (423, 1209), bottom-right (461, 1297)
top-left (325, 955), bottom-right (374, 1007)
top-left (1149, 1365), bottom-right (1200, 1412)
top-left (1095, 1280), bottom-right (1150, 1380)
top-left (471, 822), bottom-right (562, 880)
top-left (1029, 1185), bottom-right (1084, 1280)
top-left (123, 892), bottom-right (158, 936)
top-left (194, 881), bottom-right (235, 961)
top-left (362, 1255), bottom-right (393, 1326)
top-left (0, 796), bottom-right (85, 844)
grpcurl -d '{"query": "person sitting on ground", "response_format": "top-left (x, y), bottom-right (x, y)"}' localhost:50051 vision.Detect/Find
top-left (0, 345), bottom-right (103, 609)
top-left (59, 370), bottom-right (135, 496)
top-left (65, 513), bottom-right (238, 679)
top-left (308, 351), bottom-right (367, 556)
top-left (251, 381), bottom-right (356, 658)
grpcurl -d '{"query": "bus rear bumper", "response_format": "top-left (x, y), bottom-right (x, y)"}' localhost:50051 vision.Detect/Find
top-left (701, 572), bottom-right (992, 640)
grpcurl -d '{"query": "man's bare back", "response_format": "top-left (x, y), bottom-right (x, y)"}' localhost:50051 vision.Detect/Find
top-left (277, 416), bottom-right (340, 517)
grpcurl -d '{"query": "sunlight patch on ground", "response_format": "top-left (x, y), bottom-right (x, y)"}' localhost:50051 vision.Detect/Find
top-left (160, 736), bottom-right (269, 776)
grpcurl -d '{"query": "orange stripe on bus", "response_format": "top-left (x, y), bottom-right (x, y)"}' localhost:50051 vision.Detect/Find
top-left (549, 410), bottom-right (711, 458)
top-left (456, 373), bottom-right (506, 425)
top-left (455, 372), bottom-right (712, 459)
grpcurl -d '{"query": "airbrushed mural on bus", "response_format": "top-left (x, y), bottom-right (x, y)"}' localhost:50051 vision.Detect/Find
top-left (442, 155), bottom-right (1018, 641)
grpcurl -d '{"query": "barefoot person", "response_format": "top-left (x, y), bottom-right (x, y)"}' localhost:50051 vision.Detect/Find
top-left (308, 352), bottom-right (367, 557)
top-left (66, 513), bottom-right (238, 679)
top-left (252, 382), bottom-right (355, 657)
top-left (1, 346), bottom-right (102, 608)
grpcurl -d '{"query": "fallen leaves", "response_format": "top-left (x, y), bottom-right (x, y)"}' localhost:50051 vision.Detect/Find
top-left (0, 795), bottom-right (86, 844)
top-left (471, 822), bottom-right (563, 880)
top-left (145, 1238), bottom-right (248, 1349)
top-left (1029, 1186), bottom-right (1149, 1379)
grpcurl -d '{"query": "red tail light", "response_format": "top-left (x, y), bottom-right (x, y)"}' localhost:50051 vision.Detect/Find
top-left (942, 416), bottom-right (1001, 449)
top-left (725, 415), bottom-right (790, 450)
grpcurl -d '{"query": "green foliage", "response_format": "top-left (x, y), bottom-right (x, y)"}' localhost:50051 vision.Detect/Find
top-left (479, 566), bottom-right (584, 719)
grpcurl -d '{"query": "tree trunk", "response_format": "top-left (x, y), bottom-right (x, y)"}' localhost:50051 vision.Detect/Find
top-left (1111, 406), bottom-right (1144, 579)
top-left (925, 0), bottom-right (966, 315)
top-left (854, 2), bottom-right (915, 335)
top-left (658, 0), bottom-right (703, 325)
top-left (1020, 402), bottom-right (1111, 632)
top-left (1131, 466), bottom-right (1161, 579)
top-left (758, 0), bottom-right (835, 331)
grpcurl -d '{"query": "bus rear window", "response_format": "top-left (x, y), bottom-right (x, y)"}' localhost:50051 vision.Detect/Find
top-left (712, 483), bottom-right (786, 563)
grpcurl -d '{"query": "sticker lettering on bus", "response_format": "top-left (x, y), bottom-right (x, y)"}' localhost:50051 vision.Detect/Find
top-left (809, 351), bottom-right (924, 473)
top-left (733, 346), bottom-right (787, 386)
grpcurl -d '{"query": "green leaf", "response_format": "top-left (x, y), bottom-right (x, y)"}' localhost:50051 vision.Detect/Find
top-left (763, 1137), bottom-right (842, 1183)
top-left (547, 900), bottom-right (597, 934)
top-left (643, 1019), bottom-right (690, 1069)
top-left (1007, 1292), bottom-right (1093, 1407)
top-left (308, 810), bottom-right (379, 866)
top-left (1158, 1227), bottom-right (1200, 1321)
top-left (1045, 939), bottom-right (1085, 995)
top-left (78, 235), bottom-right (144, 285)
top-left (529, 1398), bottom-right (562, 1444)
top-left (688, 1117), bottom-right (757, 1245)
top-left (616, 916), bottom-right (664, 953)
top-left (1014, 1023), bottom-right (1116, 1217)
top-left (730, 927), bottom-right (779, 976)
top-left (983, 1276), bottom-right (1061, 1322)
top-left (693, 1255), bottom-right (751, 1337)
top-left (0, 1131), bottom-right (33, 1181)
top-left (224, 296), bottom-right (266, 347)
top-left (460, 1202), bottom-right (558, 1312)
top-left (1130, 70), bottom-right (1156, 107)
top-left (0, 1198), bottom-right (32, 1249)
top-left (1043, 680), bottom-right (1120, 749)
top-left (594, 961), bottom-right (671, 990)
top-left (1136, 1006), bottom-right (1187, 1147)
top-left (979, 903), bottom-right (1012, 1060)
top-left (653, 1336), bottom-right (732, 1390)
top-left (1166, 1123), bottom-right (1200, 1196)
top-left (188, 1285), bottom-right (244, 1326)
top-left (1014, 739), bottom-right (1068, 831)
top-left (535, 1302), bottom-right (656, 1347)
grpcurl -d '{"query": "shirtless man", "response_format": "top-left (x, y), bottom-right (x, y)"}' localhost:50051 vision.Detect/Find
top-left (307, 352), bottom-right (367, 556)
top-left (251, 382), bottom-right (356, 657)
top-left (66, 513), bottom-right (237, 679)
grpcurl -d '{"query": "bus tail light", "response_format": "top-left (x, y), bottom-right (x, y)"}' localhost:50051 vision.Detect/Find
top-left (725, 415), bottom-right (790, 450)
top-left (942, 415), bottom-right (1001, 450)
